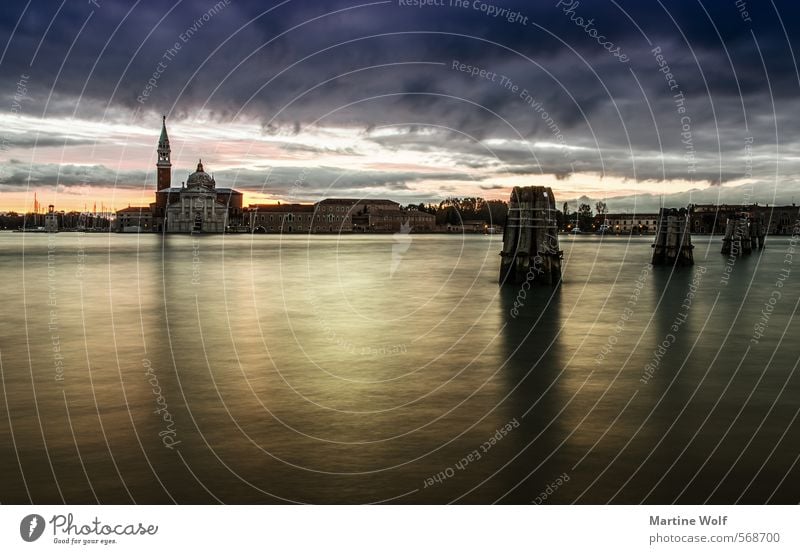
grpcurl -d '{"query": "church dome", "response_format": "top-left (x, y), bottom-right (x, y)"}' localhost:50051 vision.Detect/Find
top-left (186, 159), bottom-right (215, 189)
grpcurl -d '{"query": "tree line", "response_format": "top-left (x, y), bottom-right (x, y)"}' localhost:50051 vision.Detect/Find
top-left (405, 197), bottom-right (510, 226)
top-left (559, 201), bottom-right (607, 231)
top-left (404, 198), bottom-right (613, 231)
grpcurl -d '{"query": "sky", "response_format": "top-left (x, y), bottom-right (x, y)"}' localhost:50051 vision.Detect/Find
top-left (1, 0), bottom-right (799, 212)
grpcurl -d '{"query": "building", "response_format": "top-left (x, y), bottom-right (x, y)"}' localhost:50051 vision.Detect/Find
top-left (246, 204), bottom-right (317, 233)
top-left (44, 205), bottom-right (58, 233)
top-left (116, 116), bottom-right (243, 233)
top-left (592, 205), bottom-right (800, 235)
top-left (321, 198), bottom-right (391, 232)
top-left (445, 219), bottom-right (489, 233)
top-left (154, 117), bottom-right (243, 232)
top-left (116, 206), bottom-right (153, 232)
top-left (343, 199), bottom-right (435, 232)
top-left (245, 198), bottom-right (435, 233)
top-left (384, 207), bottom-right (435, 232)
top-left (161, 160), bottom-right (232, 233)
top-left (595, 213), bottom-right (661, 234)
top-left (690, 204), bottom-right (800, 235)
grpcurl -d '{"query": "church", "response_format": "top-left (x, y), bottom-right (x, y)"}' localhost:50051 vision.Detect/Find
top-left (117, 116), bottom-right (242, 233)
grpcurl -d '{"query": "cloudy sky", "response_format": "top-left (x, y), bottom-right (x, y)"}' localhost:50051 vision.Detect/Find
top-left (1, 0), bottom-right (799, 212)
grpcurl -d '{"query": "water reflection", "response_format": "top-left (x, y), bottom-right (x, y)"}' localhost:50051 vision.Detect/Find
top-left (493, 285), bottom-right (568, 502)
top-left (1, 234), bottom-right (798, 504)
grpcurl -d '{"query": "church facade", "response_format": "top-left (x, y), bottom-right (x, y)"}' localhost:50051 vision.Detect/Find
top-left (117, 116), bottom-right (242, 233)
top-left (158, 160), bottom-right (232, 233)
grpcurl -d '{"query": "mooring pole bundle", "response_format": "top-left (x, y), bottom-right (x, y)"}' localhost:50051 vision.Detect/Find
top-left (721, 211), bottom-right (765, 255)
top-left (499, 186), bottom-right (562, 285)
top-left (651, 207), bottom-right (694, 266)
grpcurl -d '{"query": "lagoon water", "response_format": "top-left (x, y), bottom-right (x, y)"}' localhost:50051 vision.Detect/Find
top-left (0, 231), bottom-right (798, 504)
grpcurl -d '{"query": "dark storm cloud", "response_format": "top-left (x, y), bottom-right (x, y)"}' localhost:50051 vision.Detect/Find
top-left (279, 142), bottom-right (360, 156)
top-left (0, 159), bottom-right (147, 190)
top-left (364, 125), bottom-right (784, 185)
top-left (2, 0), bottom-right (800, 190)
top-left (1, 136), bottom-right (97, 149)
top-left (217, 164), bottom-right (475, 197)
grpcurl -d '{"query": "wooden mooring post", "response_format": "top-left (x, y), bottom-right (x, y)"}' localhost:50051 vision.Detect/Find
top-left (651, 207), bottom-right (694, 266)
top-left (499, 186), bottom-right (562, 285)
top-left (721, 211), bottom-right (765, 255)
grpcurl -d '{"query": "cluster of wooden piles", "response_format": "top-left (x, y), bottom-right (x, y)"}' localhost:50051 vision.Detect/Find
top-left (651, 207), bottom-right (694, 266)
top-left (499, 186), bottom-right (562, 285)
top-left (721, 212), bottom-right (765, 255)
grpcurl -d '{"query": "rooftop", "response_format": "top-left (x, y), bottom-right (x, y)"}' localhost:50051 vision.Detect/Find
top-left (157, 187), bottom-right (240, 194)
top-left (317, 198), bottom-right (399, 206)
top-left (246, 204), bottom-right (315, 212)
top-left (117, 206), bottom-right (152, 214)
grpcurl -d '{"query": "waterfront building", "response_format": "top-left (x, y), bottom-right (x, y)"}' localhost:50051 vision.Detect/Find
top-left (594, 205), bottom-right (800, 236)
top-left (44, 205), bottom-right (58, 233)
top-left (445, 219), bottom-right (489, 233)
top-left (116, 206), bottom-right (154, 233)
top-left (162, 160), bottom-right (232, 233)
top-left (245, 198), bottom-right (435, 233)
top-left (342, 199), bottom-right (435, 232)
top-left (246, 204), bottom-right (317, 233)
top-left (691, 203), bottom-right (800, 235)
top-left (116, 116), bottom-right (242, 233)
top-left (596, 213), bottom-right (661, 234)
top-left (377, 206), bottom-right (435, 232)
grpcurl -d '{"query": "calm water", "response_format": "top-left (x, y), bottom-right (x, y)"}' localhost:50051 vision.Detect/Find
top-left (0, 231), bottom-right (798, 504)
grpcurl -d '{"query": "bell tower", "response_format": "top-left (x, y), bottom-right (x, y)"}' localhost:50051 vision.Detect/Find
top-left (157, 115), bottom-right (171, 190)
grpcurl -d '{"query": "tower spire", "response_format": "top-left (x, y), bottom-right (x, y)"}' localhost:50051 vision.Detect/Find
top-left (159, 115), bottom-right (169, 146)
top-left (157, 115), bottom-right (171, 190)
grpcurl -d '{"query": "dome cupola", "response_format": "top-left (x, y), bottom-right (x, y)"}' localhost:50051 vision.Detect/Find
top-left (186, 159), bottom-right (216, 189)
